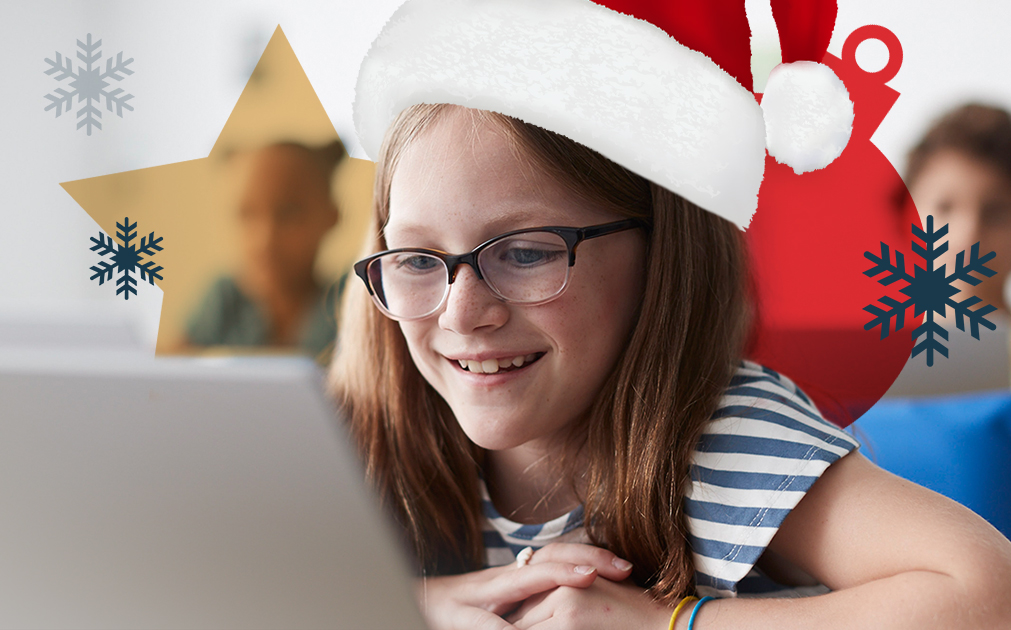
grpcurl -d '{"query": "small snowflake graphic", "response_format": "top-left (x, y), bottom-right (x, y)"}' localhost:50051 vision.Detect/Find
top-left (863, 216), bottom-right (997, 366)
top-left (44, 34), bottom-right (134, 135)
top-left (90, 218), bottom-right (164, 300)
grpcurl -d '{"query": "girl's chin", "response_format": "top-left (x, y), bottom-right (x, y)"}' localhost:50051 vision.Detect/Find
top-left (454, 414), bottom-right (537, 451)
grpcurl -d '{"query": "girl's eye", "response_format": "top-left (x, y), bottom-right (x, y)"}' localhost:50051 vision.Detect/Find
top-left (395, 255), bottom-right (441, 273)
top-left (502, 246), bottom-right (564, 266)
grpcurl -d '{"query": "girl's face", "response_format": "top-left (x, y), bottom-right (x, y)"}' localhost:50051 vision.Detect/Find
top-left (384, 111), bottom-right (647, 452)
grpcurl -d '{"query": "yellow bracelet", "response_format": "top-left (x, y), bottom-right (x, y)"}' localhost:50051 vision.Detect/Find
top-left (669, 596), bottom-right (698, 630)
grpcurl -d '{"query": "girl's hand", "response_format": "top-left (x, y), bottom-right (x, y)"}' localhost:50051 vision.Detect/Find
top-left (504, 576), bottom-right (673, 630)
top-left (415, 543), bottom-right (635, 630)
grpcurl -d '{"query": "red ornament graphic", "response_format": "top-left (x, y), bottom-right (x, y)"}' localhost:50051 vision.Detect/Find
top-left (747, 26), bottom-right (923, 428)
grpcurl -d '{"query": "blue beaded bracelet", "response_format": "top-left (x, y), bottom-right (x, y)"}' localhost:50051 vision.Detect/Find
top-left (687, 595), bottom-right (713, 630)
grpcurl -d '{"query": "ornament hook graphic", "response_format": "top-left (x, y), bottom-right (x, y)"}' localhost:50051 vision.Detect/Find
top-left (842, 25), bottom-right (903, 84)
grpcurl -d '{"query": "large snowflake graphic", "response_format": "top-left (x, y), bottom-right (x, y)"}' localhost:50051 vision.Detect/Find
top-left (863, 216), bottom-right (997, 366)
top-left (44, 34), bottom-right (134, 135)
top-left (90, 218), bottom-right (164, 301)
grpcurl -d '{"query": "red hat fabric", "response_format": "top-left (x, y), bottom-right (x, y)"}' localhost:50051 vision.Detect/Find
top-left (595, 0), bottom-right (755, 91)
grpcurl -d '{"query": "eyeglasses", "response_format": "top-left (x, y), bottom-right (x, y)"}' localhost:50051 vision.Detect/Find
top-left (353, 218), bottom-right (647, 321)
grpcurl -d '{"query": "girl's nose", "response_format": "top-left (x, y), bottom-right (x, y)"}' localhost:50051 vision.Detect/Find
top-left (438, 264), bottom-right (509, 335)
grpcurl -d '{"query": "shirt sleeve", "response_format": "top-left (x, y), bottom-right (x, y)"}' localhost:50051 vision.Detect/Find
top-left (687, 360), bottom-right (861, 598)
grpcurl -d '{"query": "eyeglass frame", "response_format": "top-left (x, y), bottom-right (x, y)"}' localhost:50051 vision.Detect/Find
top-left (353, 218), bottom-right (650, 321)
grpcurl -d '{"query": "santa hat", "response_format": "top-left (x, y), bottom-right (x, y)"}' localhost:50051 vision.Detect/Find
top-left (353, 0), bottom-right (853, 230)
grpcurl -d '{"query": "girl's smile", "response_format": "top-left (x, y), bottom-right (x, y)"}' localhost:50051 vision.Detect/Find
top-left (444, 351), bottom-right (544, 373)
top-left (443, 351), bottom-right (546, 389)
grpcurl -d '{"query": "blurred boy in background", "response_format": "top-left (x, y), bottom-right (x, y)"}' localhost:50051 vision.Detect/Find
top-left (886, 103), bottom-right (1011, 396)
top-left (184, 140), bottom-right (346, 359)
top-left (907, 103), bottom-right (1011, 314)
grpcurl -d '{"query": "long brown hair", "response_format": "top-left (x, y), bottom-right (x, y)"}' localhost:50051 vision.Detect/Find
top-left (329, 104), bottom-right (749, 603)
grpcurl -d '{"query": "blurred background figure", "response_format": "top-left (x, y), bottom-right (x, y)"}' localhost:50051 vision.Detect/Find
top-left (860, 103), bottom-right (1011, 543)
top-left (183, 139), bottom-right (347, 359)
top-left (885, 103), bottom-right (1011, 397)
top-left (906, 103), bottom-right (1011, 315)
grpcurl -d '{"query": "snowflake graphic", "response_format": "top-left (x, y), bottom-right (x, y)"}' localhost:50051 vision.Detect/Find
top-left (44, 34), bottom-right (134, 135)
top-left (90, 218), bottom-right (164, 300)
top-left (863, 216), bottom-right (997, 366)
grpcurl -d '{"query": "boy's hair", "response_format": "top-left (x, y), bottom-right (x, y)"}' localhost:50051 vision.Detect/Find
top-left (267, 139), bottom-right (347, 207)
top-left (329, 104), bottom-right (749, 603)
top-left (272, 139), bottom-right (347, 179)
top-left (906, 103), bottom-right (1011, 187)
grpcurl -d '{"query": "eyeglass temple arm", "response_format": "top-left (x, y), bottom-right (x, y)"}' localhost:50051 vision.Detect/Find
top-left (352, 260), bottom-right (376, 296)
top-left (578, 218), bottom-right (648, 240)
top-left (566, 219), bottom-right (648, 265)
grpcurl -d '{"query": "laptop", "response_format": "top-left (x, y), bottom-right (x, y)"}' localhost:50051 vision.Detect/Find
top-left (0, 349), bottom-right (427, 629)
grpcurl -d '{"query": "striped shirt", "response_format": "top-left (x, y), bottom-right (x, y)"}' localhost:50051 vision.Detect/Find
top-left (481, 360), bottom-right (861, 598)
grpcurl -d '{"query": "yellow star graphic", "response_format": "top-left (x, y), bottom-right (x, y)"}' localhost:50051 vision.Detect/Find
top-left (62, 26), bottom-right (374, 357)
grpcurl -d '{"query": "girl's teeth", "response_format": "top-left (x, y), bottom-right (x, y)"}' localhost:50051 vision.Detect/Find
top-left (458, 354), bottom-right (540, 373)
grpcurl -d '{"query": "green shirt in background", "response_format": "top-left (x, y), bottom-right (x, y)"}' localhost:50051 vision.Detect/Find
top-left (185, 275), bottom-right (345, 360)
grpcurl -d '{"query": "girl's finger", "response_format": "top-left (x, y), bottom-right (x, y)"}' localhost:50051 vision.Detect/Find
top-left (522, 617), bottom-right (562, 630)
top-left (479, 562), bottom-right (598, 607)
top-left (525, 543), bottom-right (634, 581)
top-left (457, 604), bottom-right (521, 630)
top-left (504, 590), bottom-right (551, 629)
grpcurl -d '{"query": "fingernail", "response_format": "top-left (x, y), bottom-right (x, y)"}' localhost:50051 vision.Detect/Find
top-left (574, 565), bottom-right (595, 575)
top-left (613, 558), bottom-right (633, 571)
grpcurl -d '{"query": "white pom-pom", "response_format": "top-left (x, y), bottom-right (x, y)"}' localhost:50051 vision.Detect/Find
top-left (761, 61), bottom-right (854, 175)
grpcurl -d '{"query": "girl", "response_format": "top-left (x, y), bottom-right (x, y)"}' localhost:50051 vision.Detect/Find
top-left (332, 1), bottom-right (1011, 628)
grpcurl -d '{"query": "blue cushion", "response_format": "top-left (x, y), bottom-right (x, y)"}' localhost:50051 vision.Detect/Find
top-left (855, 391), bottom-right (1011, 540)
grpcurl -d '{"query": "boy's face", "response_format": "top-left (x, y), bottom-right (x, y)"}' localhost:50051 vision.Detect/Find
top-left (237, 146), bottom-right (337, 293)
top-left (911, 149), bottom-right (1011, 311)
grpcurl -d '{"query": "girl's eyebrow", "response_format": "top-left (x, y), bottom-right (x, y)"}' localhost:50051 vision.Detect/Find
top-left (381, 223), bottom-right (428, 240)
top-left (385, 209), bottom-right (550, 242)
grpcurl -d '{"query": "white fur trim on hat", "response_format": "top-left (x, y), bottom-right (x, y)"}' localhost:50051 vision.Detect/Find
top-left (761, 61), bottom-right (854, 175)
top-left (353, 0), bottom-right (767, 230)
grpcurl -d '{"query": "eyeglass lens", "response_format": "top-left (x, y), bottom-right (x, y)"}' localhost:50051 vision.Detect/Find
top-left (367, 231), bottom-right (571, 319)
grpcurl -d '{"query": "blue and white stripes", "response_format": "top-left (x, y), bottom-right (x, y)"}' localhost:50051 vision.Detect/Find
top-left (481, 483), bottom-right (590, 568)
top-left (689, 361), bottom-right (859, 596)
top-left (481, 360), bottom-right (860, 598)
